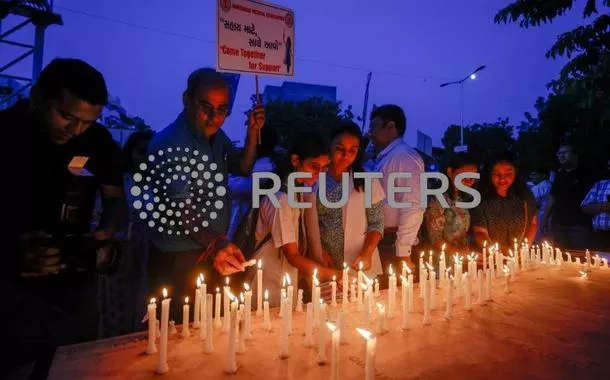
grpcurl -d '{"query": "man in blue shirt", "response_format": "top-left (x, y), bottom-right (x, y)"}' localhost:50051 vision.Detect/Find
top-left (147, 68), bottom-right (264, 298)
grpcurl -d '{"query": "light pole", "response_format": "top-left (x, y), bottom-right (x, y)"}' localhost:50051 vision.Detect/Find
top-left (440, 65), bottom-right (486, 150)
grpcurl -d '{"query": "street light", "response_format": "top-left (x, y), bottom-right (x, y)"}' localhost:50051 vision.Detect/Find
top-left (440, 65), bottom-right (486, 150)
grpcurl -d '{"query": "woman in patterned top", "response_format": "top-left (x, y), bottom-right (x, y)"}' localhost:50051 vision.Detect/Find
top-left (472, 152), bottom-right (537, 252)
top-left (315, 122), bottom-right (385, 277)
top-left (424, 153), bottom-right (478, 253)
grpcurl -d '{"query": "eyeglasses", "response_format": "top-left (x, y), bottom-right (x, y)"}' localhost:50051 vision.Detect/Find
top-left (195, 100), bottom-right (228, 117)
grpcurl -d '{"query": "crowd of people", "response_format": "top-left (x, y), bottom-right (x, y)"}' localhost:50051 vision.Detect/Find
top-left (2, 58), bottom-right (609, 379)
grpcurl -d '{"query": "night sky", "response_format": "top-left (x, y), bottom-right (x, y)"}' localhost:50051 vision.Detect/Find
top-left (1, 0), bottom-right (589, 146)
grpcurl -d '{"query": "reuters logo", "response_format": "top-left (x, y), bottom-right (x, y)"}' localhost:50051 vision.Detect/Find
top-left (129, 147), bottom-right (226, 236)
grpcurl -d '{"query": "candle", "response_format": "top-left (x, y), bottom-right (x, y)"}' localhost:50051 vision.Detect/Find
top-left (337, 311), bottom-right (347, 344)
top-left (350, 279), bottom-right (357, 304)
top-left (580, 270), bottom-right (589, 280)
top-left (477, 269), bottom-right (484, 304)
top-left (357, 262), bottom-right (364, 311)
top-left (156, 320), bottom-right (160, 339)
top-left (513, 238), bottom-right (518, 259)
top-left (204, 294), bottom-right (214, 353)
top-left (356, 328), bottom-right (377, 380)
top-left (313, 277), bottom-right (321, 325)
top-left (483, 241), bottom-right (487, 271)
top-left (279, 288), bottom-right (286, 318)
top-left (244, 283), bottom-right (253, 340)
top-left (362, 283), bottom-right (371, 325)
top-left (388, 264), bottom-right (396, 318)
top-left (464, 273), bottom-right (472, 310)
top-left (214, 288), bottom-right (222, 328)
top-left (331, 275), bottom-right (337, 307)
top-left (400, 276), bottom-right (410, 330)
top-left (200, 275), bottom-right (207, 339)
top-left (286, 274), bottom-right (294, 310)
top-left (595, 254), bottom-right (601, 269)
top-left (422, 271), bottom-right (431, 325)
top-left (317, 300), bottom-right (327, 365)
top-left (304, 302), bottom-right (314, 347)
top-left (280, 295), bottom-right (290, 359)
top-left (445, 276), bottom-right (453, 320)
top-left (489, 248), bottom-right (495, 279)
top-left (376, 303), bottom-right (387, 335)
top-left (426, 263), bottom-right (436, 310)
top-left (263, 289), bottom-right (271, 330)
top-left (194, 277), bottom-right (202, 329)
top-left (223, 277), bottom-right (230, 333)
top-left (342, 263), bottom-right (349, 311)
top-left (256, 259), bottom-right (263, 316)
top-left (429, 250), bottom-right (434, 266)
top-left (146, 298), bottom-right (157, 354)
top-left (603, 258), bottom-right (609, 269)
top-left (485, 269), bottom-right (492, 301)
top-left (503, 265), bottom-right (510, 293)
top-left (439, 252), bottom-right (446, 288)
top-left (405, 266), bottom-right (414, 312)
top-left (327, 323), bottom-right (340, 380)
top-left (454, 254), bottom-right (462, 297)
top-left (374, 278), bottom-right (380, 298)
top-left (419, 252), bottom-right (425, 298)
top-left (296, 288), bottom-right (304, 312)
top-left (156, 288), bottom-right (170, 374)
top-left (181, 296), bottom-right (191, 338)
top-left (441, 243), bottom-right (446, 262)
top-left (236, 300), bottom-right (246, 354)
top-left (224, 294), bottom-right (237, 374)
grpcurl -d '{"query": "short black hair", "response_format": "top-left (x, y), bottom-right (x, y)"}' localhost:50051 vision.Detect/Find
top-left (370, 104), bottom-right (407, 137)
top-left (35, 58), bottom-right (108, 105)
top-left (122, 130), bottom-right (155, 173)
top-left (185, 68), bottom-right (229, 99)
top-left (445, 152), bottom-right (478, 172)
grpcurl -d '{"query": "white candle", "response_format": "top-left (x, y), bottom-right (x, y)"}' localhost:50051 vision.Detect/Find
top-left (400, 276), bottom-right (410, 330)
top-left (363, 283), bottom-right (371, 325)
top-left (156, 320), bottom-right (160, 339)
top-left (146, 298), bottom-right (157, 354)
top-left (194, 277), bottom-right (202, 329)
top-left (236, 302), bottom-right (246, 354)
top-left (406, 267), bottom-right (414, 312)
top-left (426, 264), bottom-right (436, 310)
top-left (317, 301), bottom-right (327, 365)
top-left (342, 263), bottom-right (349, 310)
top-left (454, 254), bottom-right (461, 296)
top-left (199, 278), bottom-right (207, 340)
top-left (357, 262), bottom-right (364, 311)
top-left (445, 276), bottom-right (453, 320)
top-left (263, 289), bottom-right (271, 330)
top-left (331, 275), bottom-right (337, 307)
top-left (429, 250), bottom-right (434, 265)
top-left (603, 258), bottom-right (609, 269)
top-left (313, 280), bottom-right (321, 325)
top-left (485, 269), bottom-right (492, 301)
top-left (357, 328), bottom-right (377, 380)
top-left (388, 265), bottom-right (396, 318)
top-left (419, 252), bottom-right (425, 298)
top-left (256, 259), bottom-right (263, 316)
top-left (503, 265), bottom-right (510, 293)
top-left (279, 288), bottom-right (286, 318)
top-left (489, 249), bottom-right (495, 279)
top-left (280, 295), bottom-right (290, 359)
top-left (336, 311), bottom-right (347, 344)
top-left (296, 288), bottom-right (304, 312)
top-left (214, 288), bottom-right (222, 328)
top-left (422, 271), bottom-right (431, 325)
top-left (204, 294), bottom-right (214, 353)
top-left (464, 273), bottom-right (472, 311)
top-left (376, 303), bottom-right (387, 335)
top-left (483, 241), bottom-right (487, 271)
top-left (477, 269), bottom-right (484, 304)
top-left (286, 274), bottom-right (294, 310)
top-left (350, 279), bottom-right (357, 304)
top-left (439, 252), bottom-right (446, 288)
top-left (224, 297), bottom-right (237, 374)
top-left (156, 288), bottom-right (170, 374)
top-left (304, 302), bottom-right (314, 347)
top-left (327, 323), bottom-right (340, 380)
top-left (244, 283), bottom-right (252, 340)
top-left (223, 277), bottom-right (230, 333)
top-left (181, 297), bottom-right (190, 338)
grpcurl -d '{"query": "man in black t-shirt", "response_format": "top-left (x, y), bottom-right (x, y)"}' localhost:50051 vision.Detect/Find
top-left (0, 59), bottom-right (124, 379)
top-left (541, 144), bottom-right (595, 250)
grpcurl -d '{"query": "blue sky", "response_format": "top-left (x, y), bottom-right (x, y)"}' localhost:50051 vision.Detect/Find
top-left (1, 0), bottom-right (588, 146)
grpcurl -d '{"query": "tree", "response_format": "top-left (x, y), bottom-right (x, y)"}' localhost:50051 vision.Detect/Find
top-left (495, 1), bottom-right (610, 169)
top-left (247, 95), bottom-right (356, 149)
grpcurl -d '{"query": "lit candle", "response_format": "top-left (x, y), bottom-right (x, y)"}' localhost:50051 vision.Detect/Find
top-left (485, 269), bottom-right (492, 301)
top-left (388, 264), bottom-right (397, 318)
top-left (296, 288), bottom-right (304, 312)
top-left (441, 243), bottom-right (446, 262)
top-left (204, 294), bottom-right (214, 353)
top-left (376, 303), bottom-right (387, 335)
top-left (200, 275), bottom-right (206, 339)
top-left (445, 275), bottom-right (453, 320)
top-left (256, 259), bottom-right (263, 316)
top-left (304, 302), bottom-right (314, 347)
top-left (513, 238), bottom-right (518, 259)
top-left (362, 283), bottom-right (371, 325)
top-left (509, 252), bottom-right (516, 281)
top-left (426, 263), bottom-right (436, 310)
top-left (374, 278), bottom-right (380, 298)
top-left (419, 252), bottom-right (425, 298)
top-left (285, 274), bottom-right (293, 334)
top-left (263, 289), bottom-right (271, 330)
top-left (556, 248), bottom-right (563, 265)
top-left (336, 311), bottom-right (347, 344)
top-left (405, 265), bottom-right (414, 312)
top-left (350, 279), bottom-right (357, 304)
top-left (342, 263), bottom-right (349, 311)
top-left (327, 322), bottom-right (340, 380)
top-left (439, 251), bottom-right (446, 288)
top-left (477, 269), bottom-right (484, 304)
top-left (279, 288), bottom-right (286, 318)
top-left (194, 277), bottom-right (202, 329)
top-left (146, 298), bottom-right (157, 354)
top-left (331, 275), bottom-right (337, 307)
top-left (422, 271), bottom-right (431, 325)
top-left (495, 243), bottom-right (501, 276)
top-left (503, 265), bottom-right (510, 293)
top-left (317, 300), bottom-right (327, 365)
top-left (181, 296), bottom-right (191, 338)
top-left (429, 250), bottom-right (434, 266)
top-left (243, 283), bottom-right (253, 340)
top-left (237, 296), bottom-right (246, 354)
top-left (224, 292), bottom-right (238, 374)
top-left (454, 254), bottom-right (462, 297)
top-left (214, 287), bottom-right (222, 328)
top-left (357, 262), bottom-right (364, 311)
top-left (156, 288), bottom-right (170, 374)
top-left (223, 277), bottom-right (230, 333)
top-left (400, 275), bottom-right (410, 330)
top-left (313, 270), bottom-right (320, 323)
top-left (489, 247), bottom-right (495, 279)
top-left (356, 328), bottom-right (377, 380)
top-left (464, 273), bottom-right (472, 311)
top-left (483, 241), bottom-right (487, 272)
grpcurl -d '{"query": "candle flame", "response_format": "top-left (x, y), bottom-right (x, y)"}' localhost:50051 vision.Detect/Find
top-left (313, 268), bottom-right (318, 278)
top-left (197, 277), bottom-right (202, 287)
top-left (420, 251), bottom-right (424, 258)
top-left (442, 243), bottom-right (446, 251)
top-left (185, 296), bottom-right (189, 304)
top-left (244, 283), bottom-right (250, 291)
top-left (150, 297), bottom-right (156, 304)
top-left (282, 275), bottom-right (286, 288)
top-left (314, 277), bottom-right (320, 286)
top-left (429, 250), bottom-right (433, 258)
top-left (484, 240), bottom-right (488, 247)
top-left (257, 259), bottom-right (262, 269)
top-left (199, 273), bottom-right (204, 282)
top-left (503, 265), bottom-right (509, 274)
top-left (264, 289), bottom-right (268, 300)
top-left (225, 289), bottom-right (236, 302)
top-left (319, 299), bottom-right (324, 305)
top-left (326, 322), bottom-right (337, 332)
top-left (343, 262), bottom-right (347, 269)
top-left (356, 328), bottom-right (373, 340)
top-left (361, 283), bottom-right (368, 291)
top-left (375, 278), bottom-right (379, 284)
top-left (216, 287), bottom-right (220, 293)
top-left (162, 288), bottom-right (168, 298)
top-left (332, 275), bottom-right (336, 282)
top-left (240, 293), bottom-right (245, 303)
top-left (286, 273), bottom-right (291, 286)
top-left (388, 264), bottom-right (394, 276)
top-left (225, 277), bottom-right (230, 285)
top-left (359, 261), bottom-right (364, 271)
